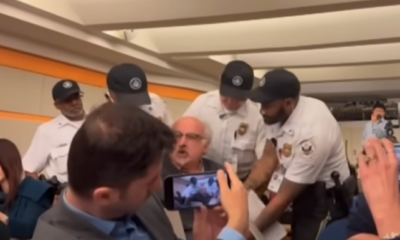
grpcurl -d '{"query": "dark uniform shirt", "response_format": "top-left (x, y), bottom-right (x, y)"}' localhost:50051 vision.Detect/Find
top-left (157, 156), bottom-right (223, 240)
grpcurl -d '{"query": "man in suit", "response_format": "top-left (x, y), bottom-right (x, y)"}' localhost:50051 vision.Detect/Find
top-left (32, 102), bottom-right (249, 240)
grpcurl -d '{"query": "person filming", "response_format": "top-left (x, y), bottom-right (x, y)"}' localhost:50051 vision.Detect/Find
top-left (362, 102), bottom-right (388, 143)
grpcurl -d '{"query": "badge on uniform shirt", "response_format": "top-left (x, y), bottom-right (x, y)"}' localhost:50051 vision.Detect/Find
top-left (282, 143), bottom-right (292, 158)
top-left (300, 140), bottom-right (314, 158)
top-left (267, 171), bottom-right (284, 193)
top-left (237, 123), bottom-right (248, 136)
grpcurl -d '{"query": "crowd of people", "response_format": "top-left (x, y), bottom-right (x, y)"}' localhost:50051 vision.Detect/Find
top-left (0, 59), bottom-right (396, 240)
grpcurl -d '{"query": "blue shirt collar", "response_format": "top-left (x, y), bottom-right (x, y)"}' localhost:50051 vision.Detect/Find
top-left (62, 191), bottom-right (118, 235)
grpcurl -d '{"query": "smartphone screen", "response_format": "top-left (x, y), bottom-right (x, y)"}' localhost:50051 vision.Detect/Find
top-left (164, 171), bottom-right (227, 210)
top-left (395, 144), bottom-right (400, 180)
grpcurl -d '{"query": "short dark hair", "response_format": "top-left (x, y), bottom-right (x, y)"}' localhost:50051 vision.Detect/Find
top-left (68, 102), bottom-right (175, 198)
top-left (373, 102), bottom-right (386, 112)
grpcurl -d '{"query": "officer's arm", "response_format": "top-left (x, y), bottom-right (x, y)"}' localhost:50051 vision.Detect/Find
top-left (254, 130), bottom-right (329, 232)
top-left (244, 139), bottom-right (278, 190)
top-left (22, 126), bottom-right (49, 175)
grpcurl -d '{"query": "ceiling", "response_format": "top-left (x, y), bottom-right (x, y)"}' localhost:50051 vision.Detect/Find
top-left (2, 0), bottom-right (400, 99)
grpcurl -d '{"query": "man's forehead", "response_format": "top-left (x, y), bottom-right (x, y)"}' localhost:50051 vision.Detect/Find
top-left (374, 108), bottom-right (385, 112)
top-left (174, 118), bottom-right (204, 132)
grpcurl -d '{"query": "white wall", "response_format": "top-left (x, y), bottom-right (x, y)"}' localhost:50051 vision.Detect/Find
top-left (164, 98), bottom-right (191, 121)
top-left (339, 120), bottom-right (400, 164)
top-left (0, 65), bottom-right (193, 154)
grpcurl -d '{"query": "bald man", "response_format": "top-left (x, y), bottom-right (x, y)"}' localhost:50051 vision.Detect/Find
top-left (159, 116), bottom-right (223, 240)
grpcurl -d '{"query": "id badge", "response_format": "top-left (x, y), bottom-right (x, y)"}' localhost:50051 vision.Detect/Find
top-left (227, 153), bottom-right (238, 173)
top-left (267, 172), bottom-right (284, 193)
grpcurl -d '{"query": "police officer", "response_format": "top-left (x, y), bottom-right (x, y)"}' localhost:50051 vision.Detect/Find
top-left (105, 63), bottom-right (173, 126)
top-left (183, 60), bottom-right (267, 181)
top-left (23, 80), bottom-right (86, 183)
top-left (247, 69), bottom-right (350, 240)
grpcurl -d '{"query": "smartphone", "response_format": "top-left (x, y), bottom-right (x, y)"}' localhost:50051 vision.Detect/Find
top-left (163, 171), bottom-right (230, 210)
top-left (394, 143), bottom-right (400, 180)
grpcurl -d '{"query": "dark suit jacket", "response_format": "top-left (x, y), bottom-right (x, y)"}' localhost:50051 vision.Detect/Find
top-left (347, 194), bottom-right (377, 238)
top-left (158, 157), bottom-right (223, 240)
top-left (0, 177), bottom-right (53, 239)
top-left (32, 193), bottom-right (180, 240)
top-left (0, 221), bottom-right (9, 240)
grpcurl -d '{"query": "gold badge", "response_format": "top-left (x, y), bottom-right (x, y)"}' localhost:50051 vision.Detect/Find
top-left (237, 123), bottom-right (248, 136)
top-left (282, 143), bottom-right (292, 158)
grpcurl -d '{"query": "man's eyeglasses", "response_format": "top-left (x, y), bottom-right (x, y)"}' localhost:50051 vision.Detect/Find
top-left (174, 132), bottom-right (204, 141)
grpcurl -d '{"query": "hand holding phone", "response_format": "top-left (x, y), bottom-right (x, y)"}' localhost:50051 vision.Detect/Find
top-left (218, 163), bottom-right (249, 235)
top-left (164, 171), bottom-right (229, 210)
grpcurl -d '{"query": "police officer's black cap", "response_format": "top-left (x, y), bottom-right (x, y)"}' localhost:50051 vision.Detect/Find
top-left (52, 79), bottom-right (82, 101)
top-left (220, 60), bottom-right (254, 101)
top-left (249, 68), bottom-right (300, 103)
top-left (107, 63), bottom-right (151, 105)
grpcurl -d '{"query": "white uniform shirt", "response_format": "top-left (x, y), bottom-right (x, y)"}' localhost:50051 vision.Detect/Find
top-left (269, 96), bottom-right (349, 188)
top-left (22, 114), bottom-right (84, 183)
top-left (140, 92), bottom-right (173, 126)
top-left (205, 182), bottom-right (219, 197)
top-left (181, 184), bottom-right (200, 198)
top-left (183, 90), bottom-right (267, 179)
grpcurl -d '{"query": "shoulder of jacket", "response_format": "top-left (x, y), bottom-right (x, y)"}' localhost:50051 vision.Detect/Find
top-left (203, 158), bottom-right (224, 171)
top-left (18, 177), bottom-right (54, 202)
top-left (33, 210), bottom-right (69, 240)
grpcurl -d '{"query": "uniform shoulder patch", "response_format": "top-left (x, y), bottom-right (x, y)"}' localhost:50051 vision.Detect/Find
top-left (300, 140), bottom-right (314, 158)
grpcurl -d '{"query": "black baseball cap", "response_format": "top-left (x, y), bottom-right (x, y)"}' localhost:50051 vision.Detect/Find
top-left (107, 63), bottom-right (150, 105)
top-left (220, 60), bottom-right (254, 101)
top-left (52, 79), bottom-right (82, 101)
top-left (249, 68), bottom-right (300, 103)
